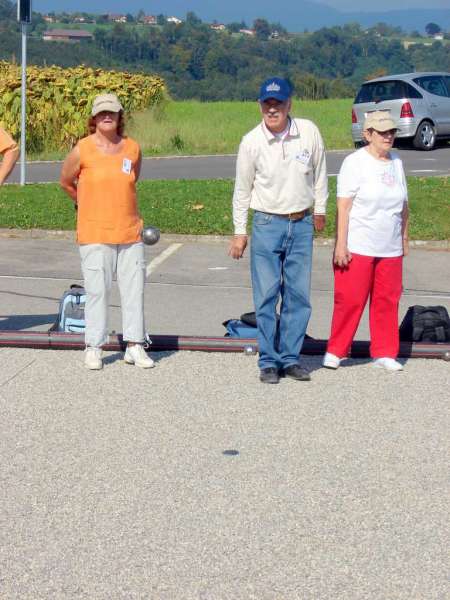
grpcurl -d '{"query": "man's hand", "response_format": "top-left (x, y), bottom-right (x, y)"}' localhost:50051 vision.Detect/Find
top-left (228, 235), bottom-right (248, 259)
top-left (313, 214), bottom-right (326, 232)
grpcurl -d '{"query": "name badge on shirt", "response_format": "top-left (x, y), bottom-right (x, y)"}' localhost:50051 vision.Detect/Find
top-left (122, 158), bottom-right (132, 174)
top-left (295, 149), bottom-right (310, 165)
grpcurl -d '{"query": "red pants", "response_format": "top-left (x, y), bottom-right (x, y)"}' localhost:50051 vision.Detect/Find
top-left (327, 253), bottom-right (403, 359)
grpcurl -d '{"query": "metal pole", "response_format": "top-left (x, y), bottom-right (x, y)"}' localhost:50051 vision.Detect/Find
top-left (20, 21), bottom-right (27, 186)
top-left (0, 330), bottom-right (449, 359)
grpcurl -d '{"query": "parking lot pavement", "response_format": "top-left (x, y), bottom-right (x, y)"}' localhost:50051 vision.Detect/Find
top-left (0, 236), bottom-right (449, 598)
top-left (0, 236), bottom-right (449, 338)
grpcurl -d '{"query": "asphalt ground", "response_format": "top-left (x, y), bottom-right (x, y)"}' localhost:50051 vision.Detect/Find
top-left (7, 146), bottom-right (450, 184)
top-left (1, 236), bottom-right (449, 599)
top-left (0, 236), bottom-right (449, 337)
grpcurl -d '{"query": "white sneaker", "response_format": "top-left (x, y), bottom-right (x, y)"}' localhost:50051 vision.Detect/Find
top-left (84, 347), bottom-right (103, 370)
top-left (124, 344), bottom-right (155, 369)
top-left (373, 357), bottom-right (403, 372)
top-left (323, 352), bottom-right (341, 369)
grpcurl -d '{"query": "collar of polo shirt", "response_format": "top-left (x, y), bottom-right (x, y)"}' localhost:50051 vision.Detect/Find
top-left (262, 117), bottom-right (299, 141)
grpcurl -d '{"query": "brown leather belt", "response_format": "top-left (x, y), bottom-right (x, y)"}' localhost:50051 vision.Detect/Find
top-left (264, 209), bottom-right (311, 221)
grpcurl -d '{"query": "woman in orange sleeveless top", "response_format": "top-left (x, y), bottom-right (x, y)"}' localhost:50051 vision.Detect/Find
top-left (0, 127), bottom-right (19, 185)
top-left (60, 94), bottom-right (153, 370)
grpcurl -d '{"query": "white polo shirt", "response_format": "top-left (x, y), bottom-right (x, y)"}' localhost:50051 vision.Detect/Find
top-left (232, 118), bottom-right (328, 235)
top-left (337, 148), bottom-right (408, 257)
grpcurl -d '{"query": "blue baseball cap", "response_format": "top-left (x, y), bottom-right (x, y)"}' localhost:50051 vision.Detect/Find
top-left (258, 77), bottom-right (292, 102)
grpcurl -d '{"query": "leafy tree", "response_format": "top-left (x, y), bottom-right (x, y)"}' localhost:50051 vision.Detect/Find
top-left (269, 22), bottom-right (287, 37)
top-left (409, 40), bottom-right (450, 71)
top-left (186, 12), bottom-right (202, 26)
top-left (227, 21), bottom-right (247, 33)
top-left (253, 18), bottom-right (271, 40)
top-left (365, 68), bottom-right (388, 81)
top-left (370, 22), bottom-right (402, 37)
top-left (425, 22), bottom-right (441, 36)
top-left (0, 0), bottom-right (15, 21)
top-left (1, 7), bottom-right (449, 103)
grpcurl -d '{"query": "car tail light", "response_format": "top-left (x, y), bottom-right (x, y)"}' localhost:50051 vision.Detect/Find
top-left (352, 109), bottom-right (357, 123)
top-left (400, 102), bottom-right (414, 118)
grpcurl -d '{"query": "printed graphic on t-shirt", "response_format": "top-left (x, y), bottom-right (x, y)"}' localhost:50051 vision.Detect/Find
top-left (380, 164), bottom-right (396, 187)
top-left (122, 158), bottom-right (132, 174)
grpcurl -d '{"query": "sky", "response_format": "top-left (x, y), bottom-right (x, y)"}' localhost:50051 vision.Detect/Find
top-left (320, 0), bottom-right (450, 11)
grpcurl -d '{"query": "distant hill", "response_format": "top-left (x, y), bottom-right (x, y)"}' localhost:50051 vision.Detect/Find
top-left (35, 0), bottom-right (450, 32)
top-left (344, 9), bottom-right (450, 32)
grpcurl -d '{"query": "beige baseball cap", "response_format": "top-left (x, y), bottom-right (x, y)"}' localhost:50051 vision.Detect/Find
top-left (363, 110), bottom-right (397, 132)
top-left (91, 93), bottom-right (123, 116)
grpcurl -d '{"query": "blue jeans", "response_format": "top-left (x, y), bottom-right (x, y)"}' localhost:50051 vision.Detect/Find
top-left (250, 211), bottom-right (313, 369)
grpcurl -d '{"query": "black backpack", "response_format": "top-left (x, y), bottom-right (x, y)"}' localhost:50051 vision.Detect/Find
top-left (399, 305), bottom-right (450, 343)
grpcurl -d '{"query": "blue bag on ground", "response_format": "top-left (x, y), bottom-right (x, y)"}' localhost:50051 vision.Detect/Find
top-left (50, 284), bottom-right (86, 333)
top-left (223, 319), bottom-right (258, 338)
top-left (223, 311), bottom-right (313, 340)
top-left (223, 311), bottom-right (258, 338)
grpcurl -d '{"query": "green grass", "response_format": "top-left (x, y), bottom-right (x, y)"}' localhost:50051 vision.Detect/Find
top-left (41, 21), bottom-right (100, 32)
top-left (29, 97), bottom-right (449, 161)
top-left (1, 177), bottom-right (448, 239)
top-left (27, 98), bottom-right (354, 161)
top-left (128, 98), bottom-right (354, 157)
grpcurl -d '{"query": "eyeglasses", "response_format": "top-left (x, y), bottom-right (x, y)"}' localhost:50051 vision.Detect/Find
top-left (373, 129), bottom-right (397, 137)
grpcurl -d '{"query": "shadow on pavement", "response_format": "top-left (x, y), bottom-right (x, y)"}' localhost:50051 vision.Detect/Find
top-left (0, 313), bottom-right (56, 330)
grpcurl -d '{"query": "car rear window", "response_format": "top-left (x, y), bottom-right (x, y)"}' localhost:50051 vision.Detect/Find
top-left (354, 80), bottom-right (421, 103)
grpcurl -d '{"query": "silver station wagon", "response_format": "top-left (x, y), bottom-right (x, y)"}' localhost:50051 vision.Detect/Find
top-left (352, 72), bottom-right (450, 150)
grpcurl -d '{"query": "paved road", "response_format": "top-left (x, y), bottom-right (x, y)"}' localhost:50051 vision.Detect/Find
top-left (7, 146), bottom-right (450, 184)
top-left (0, 236), bottom-right (449, 337)
top-left (0, 236), bottom-right (449, 598)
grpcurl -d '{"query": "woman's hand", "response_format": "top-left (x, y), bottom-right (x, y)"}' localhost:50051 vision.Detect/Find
top-left (403, 237), bottom-right (409, 256)
top-left (60, 145), bottom-right (80, 203)
top-left (334, 243), bottom-right (352, 267)
top-left (334, 197), bottom-right (352, 267)
top-left (401, 202), bottom-right (409, 257)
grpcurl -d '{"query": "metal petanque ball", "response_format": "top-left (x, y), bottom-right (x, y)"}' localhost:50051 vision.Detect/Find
top-left (443, 351), bottom-right (450, 362)
top-left (141, 226), bottom-right (160, 245)
top-left (244, 345), bottom-right (257, 355)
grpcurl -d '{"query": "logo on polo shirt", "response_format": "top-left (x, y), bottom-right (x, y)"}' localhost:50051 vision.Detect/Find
top-left (266, 82), bottom-right (281, 92)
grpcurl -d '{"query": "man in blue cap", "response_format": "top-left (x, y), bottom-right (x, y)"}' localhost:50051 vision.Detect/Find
top-left (229, 77), bottom-right (328, 384)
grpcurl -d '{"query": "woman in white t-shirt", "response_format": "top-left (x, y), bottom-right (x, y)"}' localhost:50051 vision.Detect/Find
top-left (323, 110), bottom-right (409, 372)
